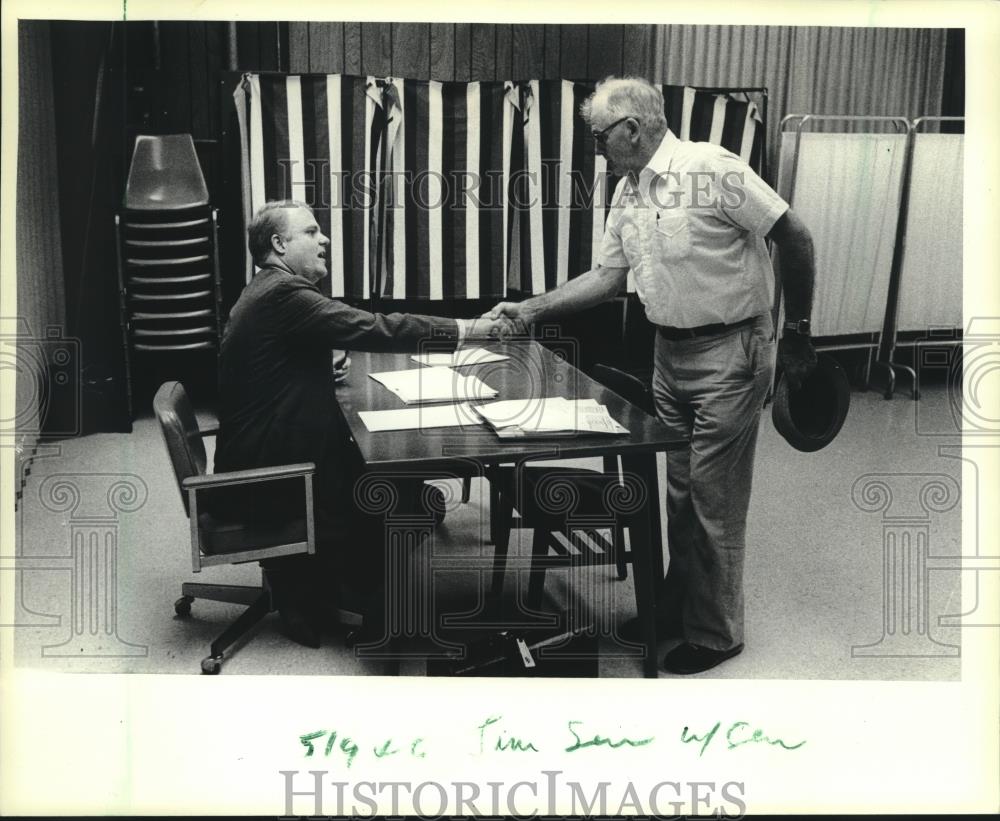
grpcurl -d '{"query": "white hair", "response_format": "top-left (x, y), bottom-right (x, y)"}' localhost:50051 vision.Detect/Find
top-left (580, 76), bottom-right (668, 137)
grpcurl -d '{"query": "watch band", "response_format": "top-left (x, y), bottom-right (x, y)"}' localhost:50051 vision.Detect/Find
top-left (783, 318), bottom-right (811, 336)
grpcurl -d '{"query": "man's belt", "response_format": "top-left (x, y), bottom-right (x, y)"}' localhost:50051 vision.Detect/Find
top-left (656, 315), bottom-right (757, 341)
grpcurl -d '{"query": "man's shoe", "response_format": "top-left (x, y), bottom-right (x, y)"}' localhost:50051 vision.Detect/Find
top-left (616, 612), bottom-right (682, 643)
top-left (278, 604), bottom-right (322, 649)
top-left (662, 642), bottom-right (743, 674)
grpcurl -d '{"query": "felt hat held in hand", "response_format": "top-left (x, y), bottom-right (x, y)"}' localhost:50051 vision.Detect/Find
top-left (772, 352), bottom-right (851, 452)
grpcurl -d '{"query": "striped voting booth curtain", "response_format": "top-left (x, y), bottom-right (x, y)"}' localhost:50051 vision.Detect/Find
top-left (375, 79), bottom-right (509, 301)
top-left (505, 80), bottom-right (765, 295)
top-left (235, 73), bottom-right (508, 300)
top-left (235, 73), bottom-right (384, 297)
top-left (235, 74), bottom-right (763, 300)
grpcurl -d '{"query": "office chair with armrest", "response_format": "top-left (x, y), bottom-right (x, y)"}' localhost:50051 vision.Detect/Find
top-left (153, 380), bottom-right (317, 674)
top-left (490, 365), bottom-right (657, 609)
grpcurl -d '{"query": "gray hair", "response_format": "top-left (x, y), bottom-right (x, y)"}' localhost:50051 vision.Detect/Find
top-left (580, 76), bottom-right (668, 137)
top-left (247, 199), bottom-right (311, 266)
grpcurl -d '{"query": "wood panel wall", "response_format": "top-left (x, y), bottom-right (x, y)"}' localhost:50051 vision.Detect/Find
top-left (287, 22), bottom-right (652, 81)
top-left (143, 21), bottom-right (652, 143)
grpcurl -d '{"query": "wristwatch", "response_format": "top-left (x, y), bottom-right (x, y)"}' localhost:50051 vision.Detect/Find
top-left (782, 318), bottom-right (811, 336)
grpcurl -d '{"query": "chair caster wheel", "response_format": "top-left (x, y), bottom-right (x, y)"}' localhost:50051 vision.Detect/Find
top-left (201, 655), bottom-right (222, 675)
top-left (174, 596), bottom-right (193, 617)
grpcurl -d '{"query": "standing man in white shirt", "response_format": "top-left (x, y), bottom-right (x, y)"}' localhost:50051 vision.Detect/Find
top-left (489, 76), bottom-right (817, 674)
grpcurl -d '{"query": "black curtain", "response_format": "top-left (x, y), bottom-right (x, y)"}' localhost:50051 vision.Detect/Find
top-left (51, 21), bottom-right (131, 433)
top-left (941, 28), bottom-right (964, 133)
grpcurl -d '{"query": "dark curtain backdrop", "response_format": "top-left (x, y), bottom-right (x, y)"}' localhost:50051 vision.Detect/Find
top-left (941, 28), bottom-right (965, 129)
top-left (49, 21), bottom-right (130, 433)
top-left (14, 22), bottom-right (68, 465)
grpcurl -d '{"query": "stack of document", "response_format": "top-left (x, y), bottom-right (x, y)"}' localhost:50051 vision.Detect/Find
top-left (471, 397), bottom-right (629, 438)
top-left (409, 347), bottom-right (509, 367)
top-left (368, 366), bottom-right (498, 405)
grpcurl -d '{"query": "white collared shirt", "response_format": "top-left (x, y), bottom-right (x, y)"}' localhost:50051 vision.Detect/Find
top-left (599, 130), bottom-right (788, 328)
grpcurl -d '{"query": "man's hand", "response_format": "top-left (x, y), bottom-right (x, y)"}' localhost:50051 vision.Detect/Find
top-left (332, 350), bottom-right (351, 383)
top-left (488, 300), bottom-right (534, 324)
top-left (777, 334), bottom-right (818, 391)
top-left (462, 315), bottom-right (517, 340)
top-left (486, 301), bottom-right (533, 334)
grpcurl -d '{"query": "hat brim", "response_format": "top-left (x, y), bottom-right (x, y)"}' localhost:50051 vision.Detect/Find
top-left (772, 353), bottom-right (851, 452)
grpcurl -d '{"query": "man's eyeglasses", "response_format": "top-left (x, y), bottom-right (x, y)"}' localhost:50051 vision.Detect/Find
top-left (591, 116), bottom-right (637, 146)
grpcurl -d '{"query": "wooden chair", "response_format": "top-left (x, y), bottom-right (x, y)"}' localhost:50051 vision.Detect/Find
top-left (153, 381), bottom-right (317, 674)
top-left (489, 365), bottom-right (656, 609)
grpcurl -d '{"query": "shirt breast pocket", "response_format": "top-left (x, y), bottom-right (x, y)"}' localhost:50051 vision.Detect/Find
top-left (654, 211), bottom-right (691, 261)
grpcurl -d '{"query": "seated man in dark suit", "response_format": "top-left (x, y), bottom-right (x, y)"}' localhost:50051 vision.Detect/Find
top-left (214, 199), bottom-right (509, 647)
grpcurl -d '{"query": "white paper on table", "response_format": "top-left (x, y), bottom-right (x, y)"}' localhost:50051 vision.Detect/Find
top-left (409, 347), bottom-right (509, 367)
top-left (471, 397), bottom-right (628, 435)
top-left (470, 396), bottom-right (571, 430)
top-left (368, 366), bottom-right (498, 404)
top-left (575, 403), bottom-right (629, 434)
top-left (358, 403), bottom-right (485, 432)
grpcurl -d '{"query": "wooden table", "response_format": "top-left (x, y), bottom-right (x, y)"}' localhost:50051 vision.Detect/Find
top-left (335, 340), bottom-right (682, 678)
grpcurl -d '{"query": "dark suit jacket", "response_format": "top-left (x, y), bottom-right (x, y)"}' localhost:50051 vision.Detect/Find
top-left (213, 266), bottom-right (458, 532)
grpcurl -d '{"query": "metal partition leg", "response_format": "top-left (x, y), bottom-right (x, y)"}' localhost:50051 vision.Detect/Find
top-left (871, 360), bottom-right (898, 399)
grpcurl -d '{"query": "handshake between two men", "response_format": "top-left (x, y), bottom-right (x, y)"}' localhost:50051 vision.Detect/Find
top-left (459, 300), bottom-right (533, 341)
top-left (332, 299), bottom-right (530, 383)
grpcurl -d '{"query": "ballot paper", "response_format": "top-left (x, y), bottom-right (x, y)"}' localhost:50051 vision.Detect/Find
top-left (358, 403), bottom-right (485, 432)
top-left (409, 347), bottom-right (510, 367)
top-left (368, 366), bottom-right (498, 404)
top-left (471, 396), bottom-right (629, 437)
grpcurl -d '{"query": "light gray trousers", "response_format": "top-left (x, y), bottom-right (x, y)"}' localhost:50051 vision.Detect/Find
top-left (651, 314), bottom-right (775, 651)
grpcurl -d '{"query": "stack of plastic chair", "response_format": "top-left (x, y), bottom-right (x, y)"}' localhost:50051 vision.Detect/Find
top-left (115, 134), bottom-right (222, 421)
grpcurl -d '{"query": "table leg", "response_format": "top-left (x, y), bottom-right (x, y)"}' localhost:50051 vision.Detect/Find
top-left (355, 520), bottom-right (466, 661)
top-left (646, 453), bottom-right (665, 584)
top-left (621, 452), bottom-right (662, 679)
